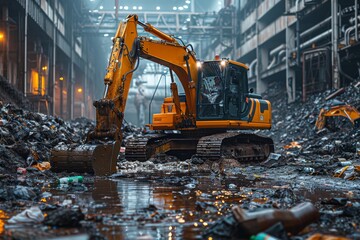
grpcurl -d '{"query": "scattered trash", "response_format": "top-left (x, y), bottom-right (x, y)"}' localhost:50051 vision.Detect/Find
top-left (13, 186), bottom-right (37, 200)
top-left (58, 176), bottom-right (84, 184)
top-left (44, 208), bottom-right (84, 227)
top-left (250, 233), bottom-right (280, 240)
top-left (284, 141), bottom-right (302, 150)
top-left (263, 153), bottom-right (285, 167)
top-left (303, 167), bottom-right (316, 174)
top-left (7, 206), bottom-right (44, 223)
top-left (321, 198), bottom-right (348, 206)
top-left (338, 161), bottom-right (352, 166)
top-left (31, 162), bottom-right (51, 171)
top-left (334, 165), bottom-right (360, 180)
top-left (231, 202), bottom-right (319, 237)
top-left (16, 167), bottom-right (27, 175)
top-left (204, 202), bottom-right (319, 239)
top-left (228, 183), bottom-right (237, 189)
top-left (306, 233), bottom-right (351, 240)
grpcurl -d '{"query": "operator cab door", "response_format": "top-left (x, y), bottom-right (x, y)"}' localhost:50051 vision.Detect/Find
top-left (197, 61), bottom-right (249, 120)
top-left (226, 64), bottom-right (249, 120)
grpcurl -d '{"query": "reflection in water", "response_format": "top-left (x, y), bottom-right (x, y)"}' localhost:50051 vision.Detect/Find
top-left (91, 178), bottom-right (218, 239)
top-left (44, 176), bottom-right (348, 240)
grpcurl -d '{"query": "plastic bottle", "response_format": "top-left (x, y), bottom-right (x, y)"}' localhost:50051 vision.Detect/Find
top-left (250, 233), bottom-right (280, 240)
top-left (303, 167), bottom-right (315, 174)
top-left (58, 176), bottom-right (83, 184)
top-left (231, 202), bottom-right (319, 237)
top-left (356, 142), bottom-right (360, 155)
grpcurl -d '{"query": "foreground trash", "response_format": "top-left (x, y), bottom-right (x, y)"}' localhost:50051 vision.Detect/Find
top-left (44, 208), bottom-right (84, 227)
top-left (204, 202), bottom-right (319, 239)
top-left (306, 233), bottom-right (351, 240)
top-left (7, 206), bottom-right (44, 223)
top-left (58, 176), bottom-right (84, 184)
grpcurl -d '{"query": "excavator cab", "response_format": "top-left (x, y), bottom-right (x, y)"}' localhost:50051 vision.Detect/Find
top-left (197, 60), bottom-right (249, 120)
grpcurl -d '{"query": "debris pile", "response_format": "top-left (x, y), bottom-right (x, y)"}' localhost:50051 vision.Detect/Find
top-left (263, 83), bottom-right (360, 179)
top-left (0, 104), bottom-right (94, 175)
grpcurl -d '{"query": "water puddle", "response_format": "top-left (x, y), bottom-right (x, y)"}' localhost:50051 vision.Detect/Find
top-left (41, 174), bottom-right (350, 239)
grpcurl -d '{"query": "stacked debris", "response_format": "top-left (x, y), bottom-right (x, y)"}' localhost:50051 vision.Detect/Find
top-left (0, 104), bottom-right (94, 175)
top-left (262, 82), bottom-right (360, 179)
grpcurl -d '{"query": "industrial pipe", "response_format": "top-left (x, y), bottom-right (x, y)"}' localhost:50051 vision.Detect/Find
top-left (248, 59), bottom-right (257, 78)
top-left (345, 23), bottom-right (360, 45)
top-left (300, 29), bottom-right (332, 49)
top-left (300, 17), bottom-right (331, 39)
top-left (356, 0), bottom-right (358, 41)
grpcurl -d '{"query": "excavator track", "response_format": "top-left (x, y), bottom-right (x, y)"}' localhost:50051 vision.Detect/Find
top-left (125, 134), bottom-right (167, 161)
top-left (125, 131), bottom-right (274, 162)
top-left (197, 132), bottom-right (274, 162)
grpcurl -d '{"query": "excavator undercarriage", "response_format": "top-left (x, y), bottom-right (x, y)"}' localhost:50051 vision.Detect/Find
top-left (125, 131), bottom-right (274, 163)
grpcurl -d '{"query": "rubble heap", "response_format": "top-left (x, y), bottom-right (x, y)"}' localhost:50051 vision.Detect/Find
top-left (0, 104), bottom-right (94, 175)
top-left (263, 83), bottom-right (360, 178)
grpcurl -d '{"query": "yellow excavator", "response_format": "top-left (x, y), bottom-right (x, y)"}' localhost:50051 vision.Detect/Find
top-left (51, 15), bottom-right (274, 175)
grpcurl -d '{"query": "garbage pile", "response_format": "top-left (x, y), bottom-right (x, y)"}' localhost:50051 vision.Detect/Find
top-left (263, 83), bottom-right (360, 179)
top-left (0, 103), bottom-right (94, 176)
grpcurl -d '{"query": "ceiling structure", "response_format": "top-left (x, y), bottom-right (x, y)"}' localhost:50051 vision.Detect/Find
top-left (78, 0), bottom-right (236, 81)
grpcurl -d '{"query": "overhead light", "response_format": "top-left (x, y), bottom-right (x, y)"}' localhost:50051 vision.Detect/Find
top-left (90, 0), bottom-right (95, 2)
top-left (99, 5), bottom-right (103, 9)
top-left (77, 88), bottom-right (83, 93)
top-left (179, 6), bottom-right (184, 10)
top-left (119, 6), bottom-right (123, 9)
top-left (138, 6), bottom-right (143, 10)
top-left (133, 6), bottom-right (137, 10)
top-left (88, 10), bottom-right (92, 13)
top-left (185, 0), bottom-right (191, 4)
top-left (114, 6), bottom-right (116, 9)
top-left (124, 6), bottom-right (128, 10)
top-left (218, 1), bottom-right (222, 5)
top-left (93, 9), bottom-right (99, 13)
top-left (186, 18), bottom-right (190, 21)
top-left (104, 33), bottom-right (109, 37)
top-left (173, 7), bottom-right (177, 10)
top-left (184, 5), bottom-right (189, 9)
top-left (156, 6), bottom-right (161, 10)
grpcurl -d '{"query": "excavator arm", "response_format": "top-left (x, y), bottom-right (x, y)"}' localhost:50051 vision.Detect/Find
top-left (90, 14), bottom-right (198, 141)
top-left (51, 14), bottom-right (198, 175)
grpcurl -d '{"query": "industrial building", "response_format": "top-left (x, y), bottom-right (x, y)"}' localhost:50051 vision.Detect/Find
top-left (1, 0), bottom-right (360, 121)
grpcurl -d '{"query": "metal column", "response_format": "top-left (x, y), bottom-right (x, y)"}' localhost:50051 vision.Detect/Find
top-left (285, 0), bottom-right (296, 103)
top-left (331, 0), bottom-right (340, 89)
top-left (52, 1), bottom-right (57, 115)
top-left (24, 0), bottom-right (28, 96)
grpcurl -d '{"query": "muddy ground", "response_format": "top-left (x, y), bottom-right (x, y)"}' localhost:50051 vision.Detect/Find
top-left (0, 83), bottom-right (360, 239)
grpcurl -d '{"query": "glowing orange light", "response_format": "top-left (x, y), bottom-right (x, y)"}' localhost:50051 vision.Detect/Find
top-left (42, 66), bottom-right (47, 71)
top-left (77, 88), bottom-right (83, 93)
top-left (59, 77), bottom-right (64, 81)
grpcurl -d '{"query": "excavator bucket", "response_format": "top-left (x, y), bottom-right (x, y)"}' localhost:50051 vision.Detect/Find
top-left (50, 141), bottom-right (120, 176)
